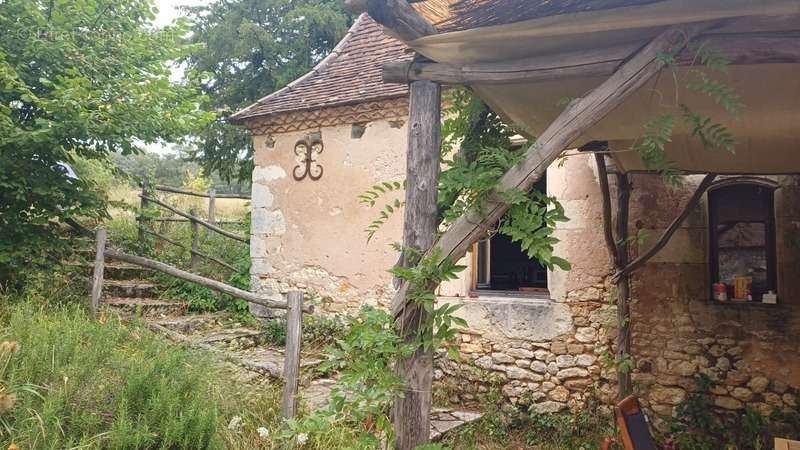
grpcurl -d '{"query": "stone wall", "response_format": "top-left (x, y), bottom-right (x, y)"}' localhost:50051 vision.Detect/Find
top-left (249, 112), bottom-right (800, 421)
top-left (628, 174), bottom-right (800, 421)
top-left (431, 155), bottom-right (619, 413)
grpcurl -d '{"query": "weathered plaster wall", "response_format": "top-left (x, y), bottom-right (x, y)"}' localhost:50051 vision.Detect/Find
top-left (249, 118), bottom-right (408, 315)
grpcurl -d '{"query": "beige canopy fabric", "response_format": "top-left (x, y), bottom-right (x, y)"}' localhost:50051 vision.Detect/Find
top-left (406, 0), bottom-right (800, 174)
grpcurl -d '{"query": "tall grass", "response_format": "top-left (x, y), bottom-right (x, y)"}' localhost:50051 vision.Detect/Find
top-left (0, 301), bottom-right (224, 449)
top-left (0, 279), bottom-right (368, 450)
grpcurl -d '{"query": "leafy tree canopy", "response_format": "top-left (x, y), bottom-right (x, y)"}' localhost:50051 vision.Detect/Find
top-left (183, 0), bottom-right (352, 182)
top-left (0, 0), bottom-right (214, 282)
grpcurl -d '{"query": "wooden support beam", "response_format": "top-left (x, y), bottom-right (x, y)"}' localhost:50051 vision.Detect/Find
top-left (382, 33), bottom-right (800, 85)
top-left (140, 194), bottom-right (249, 243)
top-left (595, 153), bottom-right (619, 266)
top-left (351, 0), bottom-right (436, 42)
top-left (614, 173), bottom-right (632, 400)
top-left (393, 80), bottom-right (441, 450)
top-left (613, 173), bottom-right (717, 281)
top-left (282, 291), bottom-right (304, 419)
top-left (104, 249), bottom-right (313, 313)
top-left (391, 23), bottom-right (712, 317)
top-left (383, 44), bottom-right (638, 84)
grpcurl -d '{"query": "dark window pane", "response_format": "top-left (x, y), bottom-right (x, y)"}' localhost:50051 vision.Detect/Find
top-left (709, 184), bottom-right (776, 301)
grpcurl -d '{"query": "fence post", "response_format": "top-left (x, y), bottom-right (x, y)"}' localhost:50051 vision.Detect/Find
top-left (90, 227), bottom-right (107, 312)
top-left (190, 208), bottom-right (200, 273)
top-left (138, 179), bottom-right (150, 244)
top-left (208, 188), bottom-right (216, 225)
top-left (282, 291), bottom-right (304, 419)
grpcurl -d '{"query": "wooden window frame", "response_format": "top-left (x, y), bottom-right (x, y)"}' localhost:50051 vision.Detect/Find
top-left (708, 180), bottom-right (778, 302)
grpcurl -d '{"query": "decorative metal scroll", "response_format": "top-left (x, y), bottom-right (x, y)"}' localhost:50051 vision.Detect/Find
top-left (292, 135), bottom-right (324, 181)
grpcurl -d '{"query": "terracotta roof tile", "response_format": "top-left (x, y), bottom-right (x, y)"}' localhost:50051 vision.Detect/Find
top-left (230, 15), bottom-right (411, 124)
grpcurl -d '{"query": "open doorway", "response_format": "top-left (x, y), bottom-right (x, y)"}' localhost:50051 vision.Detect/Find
top-left (472, 175), bottom-right (549, 297)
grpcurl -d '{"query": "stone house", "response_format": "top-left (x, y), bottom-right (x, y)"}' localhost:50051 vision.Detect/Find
top-left (229, 6), bottom-right (800, 420)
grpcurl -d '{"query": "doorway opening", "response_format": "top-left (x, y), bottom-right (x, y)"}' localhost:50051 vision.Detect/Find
top-left (473, 175), bottom-right (549, 297)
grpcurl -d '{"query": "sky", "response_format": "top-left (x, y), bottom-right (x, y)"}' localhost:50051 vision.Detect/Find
top-left (146, 0), bottom-right (213, 155)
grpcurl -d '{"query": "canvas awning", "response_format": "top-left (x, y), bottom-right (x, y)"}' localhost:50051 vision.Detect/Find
top-left (406, 0), bottom-right (800, 174)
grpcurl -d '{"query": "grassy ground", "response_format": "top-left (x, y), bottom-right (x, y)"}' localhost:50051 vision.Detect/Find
top-left (0, 278), bottom-right (365, 450)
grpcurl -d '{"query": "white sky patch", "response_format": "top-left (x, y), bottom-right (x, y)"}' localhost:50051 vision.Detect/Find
top-left (147, 0), bottom-right (213, 155)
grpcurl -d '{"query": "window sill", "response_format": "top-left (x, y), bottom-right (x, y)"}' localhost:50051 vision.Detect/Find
top-left (708, 299), bottom-right (781, 307)
top-left (468, 289), bottom-right (552, 302)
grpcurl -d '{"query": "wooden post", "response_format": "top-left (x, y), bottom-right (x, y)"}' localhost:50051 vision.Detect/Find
top-left (138, 179), bottom-right (150, 244)
top-left (614, 173), bottom-right (632, 400)
top-left (90, 227), bottom-right (107, 312)
top-left (393, 79), bottom-right (441, 450)
top-left (208, 189), bottom-right (216, 225)
top-left (282, 291), bottom-right (303, 419)
top-left (190, 208), bottom-right (200, 272)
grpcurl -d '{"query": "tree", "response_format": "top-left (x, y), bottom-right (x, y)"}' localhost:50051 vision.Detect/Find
top-left (0, 0), bottom-right (214, 283)
top-left (183, 0), bottom-right (351, 182)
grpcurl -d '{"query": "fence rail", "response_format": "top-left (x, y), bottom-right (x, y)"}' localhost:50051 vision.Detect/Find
top-left (89, 226), bottom-right (308, 419)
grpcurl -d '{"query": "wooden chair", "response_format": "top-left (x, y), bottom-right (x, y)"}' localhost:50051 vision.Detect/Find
top-left (601, 395), bottom-right (659, 450)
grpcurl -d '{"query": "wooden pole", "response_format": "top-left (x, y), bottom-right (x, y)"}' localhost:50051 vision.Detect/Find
top-left (282, 291), bottom-right (304, 419)
top-left (138, 179), bottom-right (150, 244)
top-left (190, 208), bottom-right (200, 272)
top-left (90, 227), bottom-right (107, 312)
top-left (614, 173), bottom-right (632, 400)
top-left (393, 79), bottom-right (441, 450)
top-left (613, 173), bottom-right (717, 281)
top-left (208, 189), bottom-right (217, 225)
top-left (104, 249), bottom-right (313, 313)
top-left (390, 23), bottom-right (712, 318)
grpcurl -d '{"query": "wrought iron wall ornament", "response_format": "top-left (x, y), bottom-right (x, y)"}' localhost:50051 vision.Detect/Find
top-left (292, 134), bottom-right (324, 181)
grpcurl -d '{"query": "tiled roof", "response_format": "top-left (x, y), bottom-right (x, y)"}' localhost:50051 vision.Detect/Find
top-left (229, 15), bottom-right (411, 124)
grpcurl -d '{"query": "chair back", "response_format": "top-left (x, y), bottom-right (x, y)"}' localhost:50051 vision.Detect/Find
top-left (615, 395), bottom-right (658, 450)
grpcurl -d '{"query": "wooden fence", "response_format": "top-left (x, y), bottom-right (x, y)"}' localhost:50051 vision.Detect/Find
top-left (137, 181), bottom-right (250, 273)
top-left (89, 225), bottom-right (308, 419)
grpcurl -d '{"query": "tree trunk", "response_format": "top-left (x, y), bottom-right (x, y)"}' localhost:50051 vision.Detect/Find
top-left (392, 79), bottom-right (441, 450)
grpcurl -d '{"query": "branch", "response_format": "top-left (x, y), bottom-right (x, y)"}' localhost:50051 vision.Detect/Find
top-left (613, 173), bottom-right (717, 281)
top-left (594, 153), bottom-right (619, 265)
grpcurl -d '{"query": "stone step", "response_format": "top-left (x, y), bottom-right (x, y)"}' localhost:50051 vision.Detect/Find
top-left (103, 279), bottom-right (158, 298)
top-left (154, 314), bottom-right (220, 334)
top-left (105, 297), bottom-right (187, 318)
top-left (63, 262), bottom-right (153, 281)
top-left (194, 328), bottom-right (265, 350)
top-left (231, 347), bottom-right (323, 379)
top-left (430, 408), bottom-right (483, 441)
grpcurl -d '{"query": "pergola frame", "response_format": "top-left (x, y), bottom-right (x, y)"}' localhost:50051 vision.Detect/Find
top-left (346, 1), bottom-right (792, 448)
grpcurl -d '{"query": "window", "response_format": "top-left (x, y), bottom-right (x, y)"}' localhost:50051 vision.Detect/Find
top-left (708, 182), bottom-right (777, 302)
top-left (473, 176), bottom-right (548, 296)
